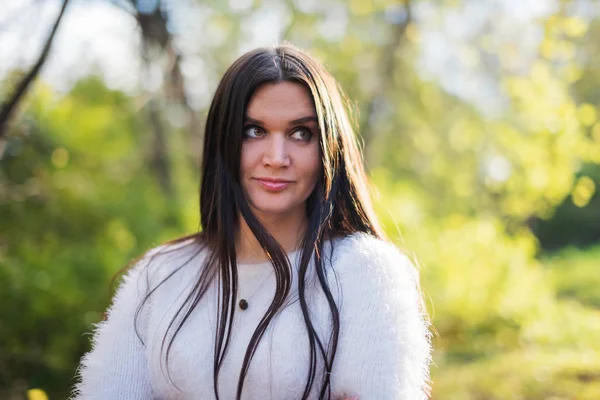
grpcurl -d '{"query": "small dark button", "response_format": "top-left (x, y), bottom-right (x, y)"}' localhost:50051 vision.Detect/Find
top-left (239, 299), bottom-right (248, 310)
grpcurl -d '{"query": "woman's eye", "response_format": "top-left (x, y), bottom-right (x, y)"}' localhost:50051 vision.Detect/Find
top-left (243, 126), bottom-right (265, 138)
top-left (290, 128), bottom-right (312, 141)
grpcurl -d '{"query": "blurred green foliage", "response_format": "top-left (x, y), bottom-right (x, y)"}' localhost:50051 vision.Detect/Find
top-left (0, 78), bottom-right (186, 398)
top-left (1, 0), bottom-right (600, 399)
top-left (544, 245), bottom-right (600, 308)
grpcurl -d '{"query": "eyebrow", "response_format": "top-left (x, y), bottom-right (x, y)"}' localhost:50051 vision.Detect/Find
top-left (244, 116), bottom-right (318, 125)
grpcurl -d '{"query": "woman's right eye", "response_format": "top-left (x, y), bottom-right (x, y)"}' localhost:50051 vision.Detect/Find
top-left (243, 125), bottom-right (265, 138)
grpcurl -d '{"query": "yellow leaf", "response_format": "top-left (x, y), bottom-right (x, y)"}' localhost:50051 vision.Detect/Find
top-left (577, 104), bottom-right (597, 127)
top-left (562, 17), bottom-right (588, 38)
top-left (555, 40), bottom-right (576, 61)
top-left (27, 389), bottom-right (48, 400)
top-left (592, 123), bottom-right (600, 142)
top-left (51, 148), bottom-right (69, 168)
top-left (105, 219), bottom-right (136, 252)
top-left (571, 176), bottom-right (596, 208)
top-left (531, 61), bottom-right (551, 85)
top-left (563, 64), bottom-right (582, 83)
top-left (349, 0), bottom-right (372, 15)
top-left (539, 39), bottom-right (555, 60)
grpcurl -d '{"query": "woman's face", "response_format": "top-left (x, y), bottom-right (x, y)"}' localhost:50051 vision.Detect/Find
top-left (240, 81), bottom-right (321, 220)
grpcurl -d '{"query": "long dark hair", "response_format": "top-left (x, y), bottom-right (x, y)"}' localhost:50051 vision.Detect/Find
top-left (136, 44), bottom-right (385, 399)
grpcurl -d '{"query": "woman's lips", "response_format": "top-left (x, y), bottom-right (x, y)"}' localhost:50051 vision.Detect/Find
top-left (254, 178), bottom-right (292, 192)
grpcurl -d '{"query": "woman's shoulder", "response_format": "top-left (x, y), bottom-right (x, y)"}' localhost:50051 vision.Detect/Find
top-left (145, 236), bottom-right (205, 264)
top-left (329, 232), bottom-right (420, 287)
top-left (126, 235), bottom-right (209, 289)
top-left (332, 232), bottom-right (416, 268)
top-left (327, 234), bottom-right (431, 398)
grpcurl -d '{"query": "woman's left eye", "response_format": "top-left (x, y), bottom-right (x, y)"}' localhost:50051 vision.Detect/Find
top-left (290, 128), bottom-right (312, 141)
top-left (243, 126), bottom-right (265, 138)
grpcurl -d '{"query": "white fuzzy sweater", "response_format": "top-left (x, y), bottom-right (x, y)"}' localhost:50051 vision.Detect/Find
top-left (71, 233), bottom-right (431, 399)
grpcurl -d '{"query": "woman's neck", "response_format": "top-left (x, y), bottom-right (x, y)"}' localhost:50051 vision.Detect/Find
top-left (235, 210), bottom-right (307, 264)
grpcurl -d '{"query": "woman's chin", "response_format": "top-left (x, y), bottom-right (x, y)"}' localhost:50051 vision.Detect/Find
top-left (248, 201), bottom-right (303, 219)
top-left (251, 206), bottom-right (293, 217)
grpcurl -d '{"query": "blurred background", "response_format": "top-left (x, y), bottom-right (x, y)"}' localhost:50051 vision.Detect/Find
top-left (1, 0), bottom-right (599, 398)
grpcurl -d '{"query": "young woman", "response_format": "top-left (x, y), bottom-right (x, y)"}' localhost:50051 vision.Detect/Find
top-left (72, 44), bottom-right (431, 400)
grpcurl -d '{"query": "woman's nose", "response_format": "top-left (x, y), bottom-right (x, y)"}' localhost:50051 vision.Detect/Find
top-left (263, 134), bottom-right (290, 167)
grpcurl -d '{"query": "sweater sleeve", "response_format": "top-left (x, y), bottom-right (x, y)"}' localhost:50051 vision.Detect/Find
top-left (70, 254), bottom-right (156, 400)
top-left (331, 235), bottom-right (432, 400)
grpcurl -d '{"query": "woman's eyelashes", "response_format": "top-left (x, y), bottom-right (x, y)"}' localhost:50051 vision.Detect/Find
top-left (242, 125), bottom-right (314, 141)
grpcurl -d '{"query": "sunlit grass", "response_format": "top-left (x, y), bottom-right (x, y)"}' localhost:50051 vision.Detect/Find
top-left (542, 245), bottom-right (600, 308)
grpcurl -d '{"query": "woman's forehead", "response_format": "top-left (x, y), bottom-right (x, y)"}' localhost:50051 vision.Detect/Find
top-left (245, 82), bottom-right (316, 121)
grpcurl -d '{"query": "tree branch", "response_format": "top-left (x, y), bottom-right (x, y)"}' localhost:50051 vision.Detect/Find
top-left (0, 0), bottom-right (71, 138)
